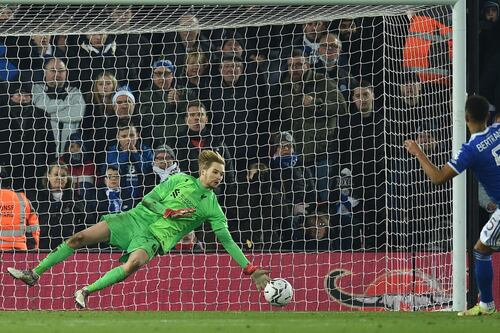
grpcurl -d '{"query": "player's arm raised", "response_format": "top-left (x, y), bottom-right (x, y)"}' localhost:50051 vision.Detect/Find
top-left (404, 139), bottom-right (457, 185)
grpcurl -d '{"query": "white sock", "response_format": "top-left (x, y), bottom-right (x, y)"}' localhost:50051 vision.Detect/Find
top-left (479, 301), bottom-right (495, 310)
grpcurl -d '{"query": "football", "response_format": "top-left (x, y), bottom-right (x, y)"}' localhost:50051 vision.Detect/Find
top-left (264, 278), bottom-right (293, 307)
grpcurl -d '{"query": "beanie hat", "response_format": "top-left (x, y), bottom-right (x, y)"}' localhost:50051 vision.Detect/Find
top-left (112, 88), bottom-right (135, 105)
top-left (154, 144), bottom-right (175, 159)
top-left (152, 59), bottom-right (175, 74)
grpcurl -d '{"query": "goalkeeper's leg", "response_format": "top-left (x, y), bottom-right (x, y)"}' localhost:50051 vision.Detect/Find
top-left (8, 221), bottom-right (111, 286)
top-left (75, 248), bottom-right (150, 308)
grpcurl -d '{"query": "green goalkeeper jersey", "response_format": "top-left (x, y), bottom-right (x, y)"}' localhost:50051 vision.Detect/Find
top-left (133, 172), bottom-right (250, 268)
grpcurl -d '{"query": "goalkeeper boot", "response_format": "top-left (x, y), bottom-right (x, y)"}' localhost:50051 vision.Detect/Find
top-left (457, 303), bottom-right (496, 316)
top-left (74, 288), bottom-right (90, 309)
top-left (7, 267), bottom-right (39, 286)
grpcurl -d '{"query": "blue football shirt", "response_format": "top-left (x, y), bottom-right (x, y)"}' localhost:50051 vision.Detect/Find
top-left (448, 123), bottom-right (500, 206)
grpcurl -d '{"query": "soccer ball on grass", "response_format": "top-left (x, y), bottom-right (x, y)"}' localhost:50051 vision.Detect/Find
top-left (264, 278), bottom-right (293, 307)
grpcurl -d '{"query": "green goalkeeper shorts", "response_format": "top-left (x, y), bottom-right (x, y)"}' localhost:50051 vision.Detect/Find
top-left (102, 211), bottom-right (161, 263)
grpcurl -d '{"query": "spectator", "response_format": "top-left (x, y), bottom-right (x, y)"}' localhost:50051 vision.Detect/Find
top-left (171, 101), bottom-right (235, 185)
top-left (29, 163), bottom-right (86, 250)
top-left (292, 213), bottom-right (332, 251)
top-left (106, 123), bottom-right (153, 204)
top-left (336, 18), bottom-right (361, 75)
top-left (336, 17), bottom-right (384, 86)
top-left (479, 0), bottom-right (500, 114)
top-left (329, 167), bottom-right (363, 250)
top-left (59, 132), bottom-right (96, 203)
top-left (209, 54), bottom-right (260, 172)
top-left (96, 165), bottom-right (133, 218)
top-left (269, 131), bottom-right (314, 216)
top-left (103, 88), bottom-right (141, 147)
top-left (0, 39), bottom-right (18, 83)
top-left (37, 13), bottom-right (78, 64)
top-left (289, 21), bottom-right (328, 65)
top-left (31, 57), bottom-right (86, 155)
top-left (48, 34), bottom-right (78, 65)
top-left (148, 144), bottom-right (180, 187)
top-left (235, 162), bottom-right (292, 250)
top-left (8, 34), bottom-right (52, 83)
top-left (176, 14), bottom-right (211, 54)
top-left (273, 48), bottom-right (346, 202)
top-left (177, 51), bottom-right (211, 104)
top-left (66, 34), bottom-right (138, 94)
top-left (394, 72), bottom-right (450, 160)
top-left (0, 5), bottom-right (15, 24)
top-left (479, 0), bottom-right (500, 75)
top-left (0, 79), bottom-right (57, 191)
top-left (80, 71), bottom-right (118, 168)
top-left (219, 29), bottom-right (278, 89)
top-left (484, 0), bottom-right (499, 22)
top-left (139, 59), bottom-right (185, 147)
top-left (315, 32), bottom-right (358, 101)
top-left (399, 72), bottom-right (422, 108)
top-left (0, 167), bottom-right (40, 251)
top-left (336, 81), bottom-right (386, 249)
top-left (153, 14), bottom-right (212, 72)
top-left (108, 6), bottom-right (153, 89)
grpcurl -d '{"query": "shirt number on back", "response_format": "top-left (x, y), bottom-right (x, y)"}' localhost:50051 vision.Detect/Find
top-left (492, 144), bottom-right (500, 166)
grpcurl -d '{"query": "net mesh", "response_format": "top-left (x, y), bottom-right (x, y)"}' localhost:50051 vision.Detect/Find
top-left (0, 3), bottom-right (454, 311)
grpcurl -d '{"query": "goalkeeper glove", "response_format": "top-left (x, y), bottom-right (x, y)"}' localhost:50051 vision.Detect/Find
top-left (244, 264), bottom-right (271, 290)
top-left (163, 207), bottom-right (196, 219)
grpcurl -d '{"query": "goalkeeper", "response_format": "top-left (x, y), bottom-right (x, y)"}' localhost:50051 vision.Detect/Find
top-left (8, 150), bottom-right (270, 309)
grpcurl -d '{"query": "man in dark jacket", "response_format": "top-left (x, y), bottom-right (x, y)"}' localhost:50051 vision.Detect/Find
top-left (170, 100), bottom-right (235, 185)
top-left (0, 80), bottom-right (57, 192)
top-left (273, 48), bottom-right (347, 203)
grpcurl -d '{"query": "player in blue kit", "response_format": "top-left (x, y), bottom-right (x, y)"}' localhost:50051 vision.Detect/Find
top-left (405, 95), bottom-right (497, 316)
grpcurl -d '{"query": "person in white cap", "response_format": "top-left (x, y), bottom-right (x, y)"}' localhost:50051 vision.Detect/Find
top-left (102, 87), bottom-right (140, 144)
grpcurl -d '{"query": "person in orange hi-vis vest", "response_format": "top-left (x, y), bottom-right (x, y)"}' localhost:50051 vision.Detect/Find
top-left (403, 14), bottom-right (453, 85)
top-left (0, 174), bottom-right (40, 250)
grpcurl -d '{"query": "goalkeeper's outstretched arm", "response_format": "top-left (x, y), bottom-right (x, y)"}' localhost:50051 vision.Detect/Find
top-left (214, 227), bottom-right (270, 290)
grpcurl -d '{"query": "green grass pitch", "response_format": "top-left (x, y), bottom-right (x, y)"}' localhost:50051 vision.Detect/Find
top-left (0, 311), bottom-right (498, 333)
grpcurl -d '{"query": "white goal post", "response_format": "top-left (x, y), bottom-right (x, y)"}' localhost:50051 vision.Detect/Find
top-left (0, 0), bottom-right (466, 311)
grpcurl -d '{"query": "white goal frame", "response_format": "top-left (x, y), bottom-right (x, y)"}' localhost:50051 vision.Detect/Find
top-left (3, 0), bottom-right (467, 311)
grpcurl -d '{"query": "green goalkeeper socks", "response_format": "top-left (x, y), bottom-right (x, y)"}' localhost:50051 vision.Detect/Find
top-left (34, 242), bottom-right (75, 276)
top-left (86, 266), bottom-right (127, 293)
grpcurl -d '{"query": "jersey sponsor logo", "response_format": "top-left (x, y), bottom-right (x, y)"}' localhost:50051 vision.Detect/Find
top-left (200, 194), bottom-right (207, 200)
top-left (172, 189), bottom-right (197, 208)
top-left (325, 269), bottom-right (451, 310)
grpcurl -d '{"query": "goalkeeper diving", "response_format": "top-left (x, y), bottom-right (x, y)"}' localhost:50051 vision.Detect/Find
top-left (7, 150), bottom-right (271, 308)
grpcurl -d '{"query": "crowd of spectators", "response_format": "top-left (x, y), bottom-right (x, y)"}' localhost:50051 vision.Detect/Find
top-left (0, 6), bottom-right (463, 252)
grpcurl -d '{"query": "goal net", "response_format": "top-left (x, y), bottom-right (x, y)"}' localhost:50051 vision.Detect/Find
top-left (0, 3), bottom-right (457, 311)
